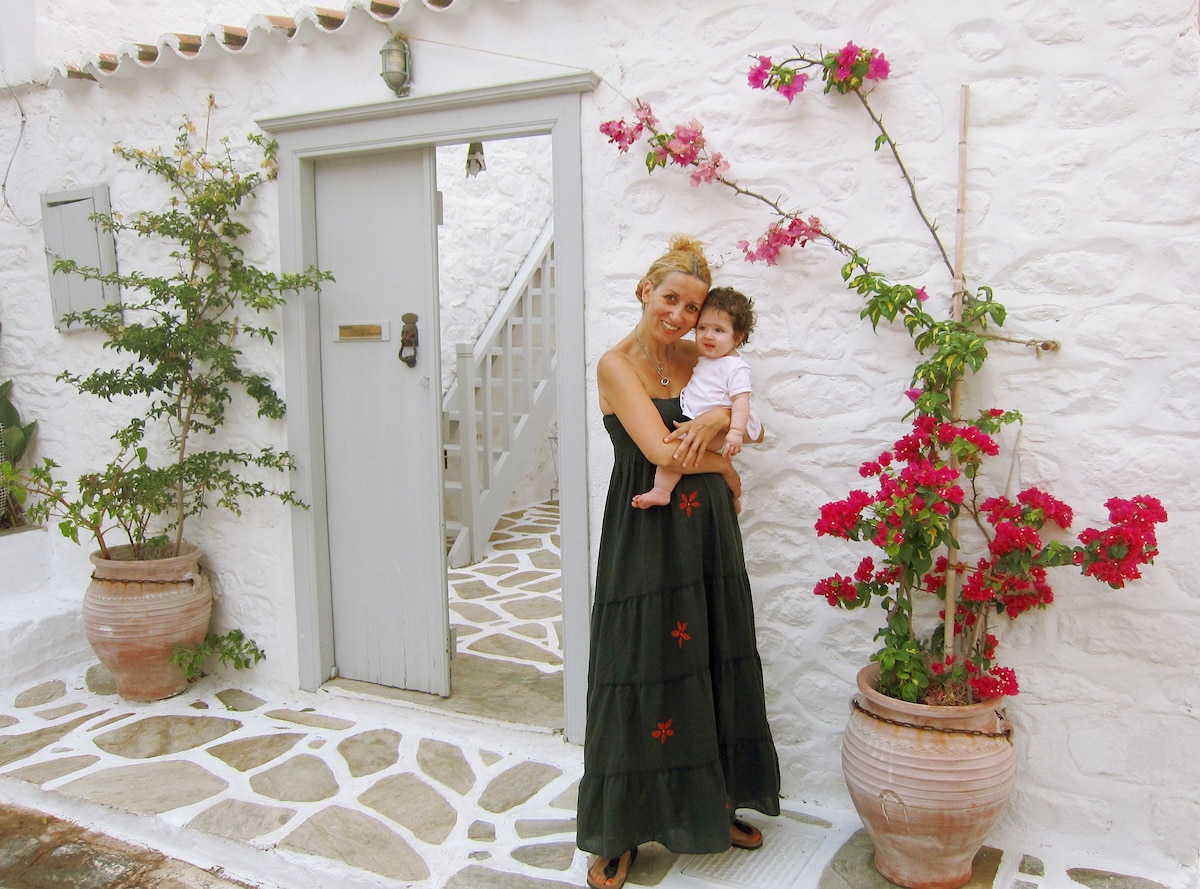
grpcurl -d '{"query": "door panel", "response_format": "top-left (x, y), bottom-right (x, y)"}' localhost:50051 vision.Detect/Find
top-left (313, 149), bottom-right (449, 695)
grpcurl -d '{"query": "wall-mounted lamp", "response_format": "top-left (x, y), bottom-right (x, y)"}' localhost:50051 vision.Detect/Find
top-left (465, 142), bottom-right (486, 178)
top-left (380, 33), bottom-right (413, 97)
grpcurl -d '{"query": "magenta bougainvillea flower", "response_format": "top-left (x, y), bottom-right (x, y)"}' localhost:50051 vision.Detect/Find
top-left (813, 406), bottom-right (1167, 703)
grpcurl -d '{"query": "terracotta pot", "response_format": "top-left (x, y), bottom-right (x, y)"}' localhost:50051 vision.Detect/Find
top-left (84, 542), bottom-right (213, 702)
top-left (841, 664), bottom-right (1016, 889)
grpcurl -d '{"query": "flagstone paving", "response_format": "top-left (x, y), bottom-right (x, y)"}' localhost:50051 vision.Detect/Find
top-left (0, 503), bottom-right (1189, 889)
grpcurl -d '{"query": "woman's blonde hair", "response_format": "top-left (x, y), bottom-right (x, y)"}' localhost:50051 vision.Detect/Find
top-left (636, 235), bottom-right (712, 301)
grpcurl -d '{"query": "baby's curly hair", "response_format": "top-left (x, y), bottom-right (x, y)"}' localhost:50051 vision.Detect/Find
top-left (703, 286), bottom-right (756, 345)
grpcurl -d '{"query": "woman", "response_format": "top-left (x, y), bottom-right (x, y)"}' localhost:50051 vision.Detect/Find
top-left (576, 237), bottom-right (780, 889)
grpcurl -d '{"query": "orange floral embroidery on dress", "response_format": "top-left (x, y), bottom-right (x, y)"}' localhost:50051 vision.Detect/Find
top-left (672, 621), bottom-right (691, 648)
top-left (679, 491), bottom-right (700, 517)
top-left (653, 719), bottom-right (675, 744)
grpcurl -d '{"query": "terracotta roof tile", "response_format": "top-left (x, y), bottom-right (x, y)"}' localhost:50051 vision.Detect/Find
top-left (174, 33), bottom-right (203, 56)
top-left (313, 7), bottom-right (349, 29)
top-left (262, 14), bottom-right (300, 37)
top-left (51, 0), bottom-right (413, 86)
top-left (221, 27), bottom-right (250, 49)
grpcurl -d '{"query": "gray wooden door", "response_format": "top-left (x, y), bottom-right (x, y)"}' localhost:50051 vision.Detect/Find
top-left (313, 148), bottom-right (449, 695)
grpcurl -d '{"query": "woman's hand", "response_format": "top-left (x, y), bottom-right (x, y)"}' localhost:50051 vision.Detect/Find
top-left (665, 407), bottom-right (729, 466)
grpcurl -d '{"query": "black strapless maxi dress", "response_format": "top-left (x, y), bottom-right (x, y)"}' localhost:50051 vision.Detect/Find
top-left (576, 398), bottom-right (780, 858)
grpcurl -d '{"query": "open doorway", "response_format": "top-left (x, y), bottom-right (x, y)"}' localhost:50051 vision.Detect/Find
top-left (333, 135), bottom-right (564, 730)
top-left (436, 135), bottom-right (563, 730)
top-left (267, 73), bottom-right (596, 743)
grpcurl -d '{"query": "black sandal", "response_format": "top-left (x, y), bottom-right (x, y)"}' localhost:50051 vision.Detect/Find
top-left (730, 818), bottom-right (763, 850)
top-left (586, 847), bottom-right (638, 889)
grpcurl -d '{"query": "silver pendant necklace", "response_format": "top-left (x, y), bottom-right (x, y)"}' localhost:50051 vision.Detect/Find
top-left (634, 328), bottom-right (671, 388)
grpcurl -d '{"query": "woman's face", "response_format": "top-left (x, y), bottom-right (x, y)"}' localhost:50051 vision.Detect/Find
top-left (640, 272), bottom-right (708, 341)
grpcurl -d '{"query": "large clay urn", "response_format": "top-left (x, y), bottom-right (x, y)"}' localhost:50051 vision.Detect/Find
top-left (84, 542), bottom-right (213, 701)
top-left (841, 664), bottom-right (1017, 889)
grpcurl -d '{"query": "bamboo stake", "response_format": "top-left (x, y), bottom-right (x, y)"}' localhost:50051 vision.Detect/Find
top-left (944, 84), bottom-right (970, 678)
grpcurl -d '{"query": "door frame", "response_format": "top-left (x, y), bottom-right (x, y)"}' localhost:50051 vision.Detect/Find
top-left (260, 72), bottom-right (598, 743)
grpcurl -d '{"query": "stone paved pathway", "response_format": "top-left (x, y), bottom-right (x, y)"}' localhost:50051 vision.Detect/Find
top-left (0, 503), bottom-right (1188, 889)
top-left (449, 501), bottom-right (563, 674)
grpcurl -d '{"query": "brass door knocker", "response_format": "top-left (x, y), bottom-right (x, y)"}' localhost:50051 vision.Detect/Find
top-left (398, 313), bottom-right (418, 367)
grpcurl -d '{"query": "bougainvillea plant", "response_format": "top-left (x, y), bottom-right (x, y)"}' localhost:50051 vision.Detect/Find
top-left (600, 41), bottom-right (1167, 704)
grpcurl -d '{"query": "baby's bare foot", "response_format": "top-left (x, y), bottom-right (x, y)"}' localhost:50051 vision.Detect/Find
top-left (632, 487), bottom-right (673, 509)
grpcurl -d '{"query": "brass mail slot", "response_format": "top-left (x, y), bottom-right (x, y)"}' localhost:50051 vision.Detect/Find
top-left (336, 321), bottom-right (391, 342)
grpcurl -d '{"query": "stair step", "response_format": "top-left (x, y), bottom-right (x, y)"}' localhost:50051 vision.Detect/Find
top-left (444, 445), bottom-right (511, 460)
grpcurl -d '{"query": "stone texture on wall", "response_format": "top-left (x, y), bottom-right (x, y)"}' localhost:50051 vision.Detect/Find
top-left (0, 0), bottom-right (1197, 880)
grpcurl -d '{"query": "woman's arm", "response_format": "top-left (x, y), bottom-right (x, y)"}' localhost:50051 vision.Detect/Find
top-left (598, 352), bottom-right (740, 487)
top-left (665, 406), bottom-right (731, 465)
top-left (668, 403), bottom-right (765, 463)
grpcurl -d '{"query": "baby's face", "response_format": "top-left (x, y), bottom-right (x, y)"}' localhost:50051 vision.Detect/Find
top-left (694, 306), bottom-right (740, 359)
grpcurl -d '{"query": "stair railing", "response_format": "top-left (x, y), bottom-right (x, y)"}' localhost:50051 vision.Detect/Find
top-left (445, 219), bottom-right (556, 566)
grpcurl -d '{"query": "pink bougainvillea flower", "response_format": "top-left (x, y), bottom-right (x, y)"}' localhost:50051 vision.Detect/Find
top-left (665, 119), bottom-right (705, 166)
top-left (835, 41), bottom-right (862, 81)
top-left (747, 55), bottom-right (772, 89)
top-left (867, 51), bottom-right (890, 81)
top-left (814, 573), bottom-right (859, 606)
top-left (905, 387), bottom-right (922, 402)
top-left (814, 490), bottom-right (872, 537)
top-left (599, 118), bottom-right (642, 153)
top-left (1018, 487), bottom-right (1074, 529)
top-left (915, 286), bottom-right (929, 302)
top-left (776, 72), bottom-right (809, 103)
top-left (968, 666), bottom-right (1019, 699)
top-left (854, 556), bottom-right (875, 583)
top-left (634, 102), bottom-right (658, 128)
top-left (739, 215), bottom-right (821, 264)
top-left (689, 152), bottom-right (729, 186)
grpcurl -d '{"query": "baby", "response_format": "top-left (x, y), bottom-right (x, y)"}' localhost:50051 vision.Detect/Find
top-left (633, 286), bottom-right (760, 510)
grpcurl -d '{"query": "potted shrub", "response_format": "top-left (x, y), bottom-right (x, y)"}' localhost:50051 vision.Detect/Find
top-left (599, 42), bottom-right (1168, 889)
top-left (1, 99), bottom-right (330, 701)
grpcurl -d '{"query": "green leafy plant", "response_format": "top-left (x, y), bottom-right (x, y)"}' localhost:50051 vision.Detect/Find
top-left (1, 97), bottom-right (331, 560)
top-left (170, 629), bottom-right (266, 682)
top-left (0, 371), bottom-right (38, 530)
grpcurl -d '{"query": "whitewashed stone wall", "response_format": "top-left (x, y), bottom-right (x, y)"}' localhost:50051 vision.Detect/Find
top-left (0, 0), bottom-right (1197, 880)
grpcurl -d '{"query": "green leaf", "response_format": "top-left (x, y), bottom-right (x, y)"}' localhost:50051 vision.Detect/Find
top-left (0, 399), bottom-right (17, 429)
top-left (0, 426), bottom-right (25, 461)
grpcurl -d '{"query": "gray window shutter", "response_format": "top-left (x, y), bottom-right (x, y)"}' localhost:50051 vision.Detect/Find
top-left (40, 184), bottom-right (119, 331)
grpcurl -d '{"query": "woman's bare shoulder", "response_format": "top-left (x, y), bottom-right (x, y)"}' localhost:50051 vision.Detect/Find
top-left (598, 342), bottom-right (638, 379)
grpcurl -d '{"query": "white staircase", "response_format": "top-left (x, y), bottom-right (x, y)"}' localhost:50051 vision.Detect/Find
top-left (443, 220), bottom-right (556, 568)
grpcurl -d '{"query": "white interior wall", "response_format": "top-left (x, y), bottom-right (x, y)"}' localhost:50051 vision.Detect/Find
top-left (0, 0), bottom-right (1196, 878)
top-left (435, 135), bottom-right (558, 508)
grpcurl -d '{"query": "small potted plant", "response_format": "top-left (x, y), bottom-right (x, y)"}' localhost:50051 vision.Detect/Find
top-left (1, 98), bottom-right (330, 701)
top-left (599, 41), bottom-right (1168, 889)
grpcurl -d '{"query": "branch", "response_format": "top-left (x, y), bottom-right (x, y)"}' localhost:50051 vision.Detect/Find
top-left (853, 88), bottom-right (954, 277)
